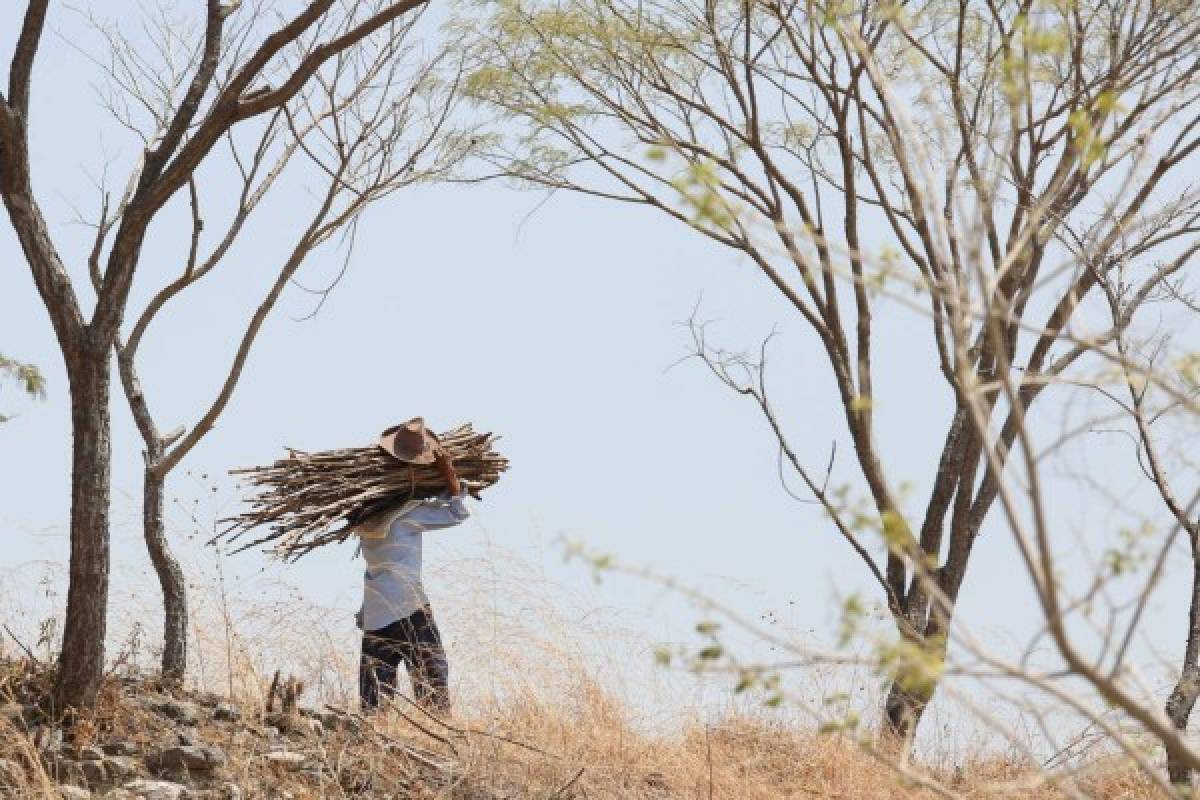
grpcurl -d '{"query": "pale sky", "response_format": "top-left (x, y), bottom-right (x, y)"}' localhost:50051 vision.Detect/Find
top-left (0, 2), bottom-right (1193, 748)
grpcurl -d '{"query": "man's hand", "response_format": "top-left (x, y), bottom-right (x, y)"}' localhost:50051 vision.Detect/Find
top-left (433, 449), bottom-right (462, 496)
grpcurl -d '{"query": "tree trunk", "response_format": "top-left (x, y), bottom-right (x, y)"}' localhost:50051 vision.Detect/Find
top-left (879, 620), bottom-right (949, 753)
top-left (116, 348), bottom-right (191, 686)
top-left (1165, 555), bottom-right (1200, 787)
top-left (881, 678), bottom-right (936, 750)
top-left (143, 465), bottom-right (188, 684)
top-left (53, 352), bottom-right (112, 712)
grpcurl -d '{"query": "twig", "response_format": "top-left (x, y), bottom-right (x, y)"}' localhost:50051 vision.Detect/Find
top-left (384, 700), bottom-right (461, 755)
top-left (551, 766), bottom-right (586, 798)
top-left (3, 625), bottom-right (39, 665)
top-left (353, 693), bottom-right (565, 761)
top-left (216, 423), bottom-right (507, 558)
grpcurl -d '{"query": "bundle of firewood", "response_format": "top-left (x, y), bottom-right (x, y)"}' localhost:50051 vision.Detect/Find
top-left (217, 424), bottom-right (506, 559)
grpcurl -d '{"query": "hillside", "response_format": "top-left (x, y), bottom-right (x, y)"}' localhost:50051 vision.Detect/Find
top-left (0, 657), bottom-right (1162, 800)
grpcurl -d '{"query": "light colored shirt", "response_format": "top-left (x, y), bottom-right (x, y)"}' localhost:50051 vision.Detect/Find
top-left (356, 492), bottom-right (470, 631)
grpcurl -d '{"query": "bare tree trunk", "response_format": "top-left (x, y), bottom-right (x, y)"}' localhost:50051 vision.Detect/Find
top-left (1166, 555), bottom-right (1200, 786)
top-left (880, 627), bottom-right (948, 750)
top-left (142, 462), bottom-right (188, 684)
top-left (119, 343), bottom-right (190, 687)
top-left (54, 350), bottom-right (112, 712)
top-left (882, 681), bottom-right (935, 746)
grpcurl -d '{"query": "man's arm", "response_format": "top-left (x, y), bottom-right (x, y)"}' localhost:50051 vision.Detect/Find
top-left (400, 449), bottom-right (470, 530)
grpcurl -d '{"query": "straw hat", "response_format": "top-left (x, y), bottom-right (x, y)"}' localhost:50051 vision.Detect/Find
top-left (377, 417), bottom-right (441, 465)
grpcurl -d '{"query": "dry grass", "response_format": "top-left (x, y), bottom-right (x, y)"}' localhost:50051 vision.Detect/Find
top-left (0, 657), bottom-right (1164, 799)
top-left (0, 537), bottom-right (1170, 798)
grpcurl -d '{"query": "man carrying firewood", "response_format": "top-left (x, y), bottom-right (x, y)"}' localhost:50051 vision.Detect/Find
top-left (353, 417), bottom-right (469, 716)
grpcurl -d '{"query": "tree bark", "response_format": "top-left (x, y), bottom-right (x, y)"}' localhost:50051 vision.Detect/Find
top-left (118, 344), bottom-right (191, 687)
top-left (53, 350), bottom-right (112, 712)
top-left (1166, 555), bottom-right (1200, 786)
top-left (143, 464), bottom-right (188, 684)
top-left (881, 680), bottom-right (935, 748)
top-left (880, 609), bottom-right (953, 751)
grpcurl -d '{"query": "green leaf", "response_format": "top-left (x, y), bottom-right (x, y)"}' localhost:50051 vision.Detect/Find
top-left (0, 353), bottom-right (46, 424)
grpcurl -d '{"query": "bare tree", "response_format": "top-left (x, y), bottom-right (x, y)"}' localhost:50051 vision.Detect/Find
top-left (911, 235), bottom-right (1200, 795)
top-left (463, 0), bottom-right (1200, 745)
top-left (0, 0), bottom-right (441, 712)
top-left (64, 3), bottom-right (470, 685)
top-left (1087, 277), bottom-right (1200, 786)
top-left (562, 264), bottom-right (1200, 794)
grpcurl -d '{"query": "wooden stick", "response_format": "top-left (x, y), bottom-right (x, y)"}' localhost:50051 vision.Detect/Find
top-left (215, 423), bottom-right (507, 559)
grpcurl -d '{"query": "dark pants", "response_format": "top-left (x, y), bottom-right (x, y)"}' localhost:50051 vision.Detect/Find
top-left (359, 606), bottom-right (450, 714)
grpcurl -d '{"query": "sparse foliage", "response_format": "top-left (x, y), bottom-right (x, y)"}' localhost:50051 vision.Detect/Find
top-left (0, 352), bottom-right (44, 423)
top-left (461, 0), bottom-right (1200, 756)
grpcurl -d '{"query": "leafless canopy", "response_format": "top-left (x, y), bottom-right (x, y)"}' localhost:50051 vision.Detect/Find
top-left (0, 0), bottom-right (460, 710)
top-left (65, 0), bottom-right (473, 683)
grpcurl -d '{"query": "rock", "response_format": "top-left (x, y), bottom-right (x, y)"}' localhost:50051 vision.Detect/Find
top-left (314, 710), bottom-right (354, 732)
top-left (144, 696), bottom-right (199, 726)
top-left (194, 691), bottom-right (222, 708)
top-left (264, 711), bottom-right (297, 733)
top-left (138, 694), bottom-right (166, 709)
top-left (81, 758), bottom-right (112, 785)
top-left (263, 750), bottom-right (306, 771)
top-left (51, 757), bottom-right (87, 786)
top-left (211, 704), bottom-right (240, 723)
top-left (60, 787), bottom-right (92, 800)
top-left (118, 779), bottom-right (189, 800)
top-left (164, 702), bottom-right (200, 726)
top-left (77, 746), bottom-right (106, 761)
top-left (106, 756), bottom-right (141, 781)
top-left (183, 791), bottom-right (234, 800)
top-left (0, 757), bottom-right (24, 787)
top-left (0, 702), bottom-right (34, 728)
top-left (154, 744), bottom-right (226, 773)
top-left (32, 724), bottom-right (64, 753)
top-left (102, 742), bottom-right (140, 757)
top-left (218, 783), bottom-right (243, 800)
top-left (77, 754), bottom-right (137, 786)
